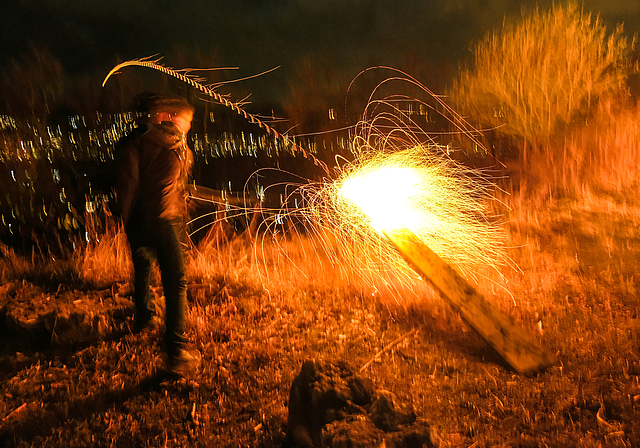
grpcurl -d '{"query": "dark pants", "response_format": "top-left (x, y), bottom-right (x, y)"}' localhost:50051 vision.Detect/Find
top-left (126, 217), bottom-right (188, 357)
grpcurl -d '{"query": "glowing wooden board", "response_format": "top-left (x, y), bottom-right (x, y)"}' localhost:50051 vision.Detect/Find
top-left (384, 228), bottom-right (556, 375)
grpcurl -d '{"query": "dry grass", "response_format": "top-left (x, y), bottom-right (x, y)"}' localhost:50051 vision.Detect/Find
top-left (1, 173), bottom-right (639, 447)
top-left (78, 215), bottom-right (132, 289)
top-left (502, 97), bottom-right (638, 206)
top-left (2, 102), bottom-right (640, 446)
top-left (2, 4), bottom-right (640, 442)
top-left (2, 90), bottom-right (640, 446)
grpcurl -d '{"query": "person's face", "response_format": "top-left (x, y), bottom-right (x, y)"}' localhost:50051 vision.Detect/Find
top-left (171, 111), bottom-right (193, 134)
top-left (155, 110), bottom-right (193, 134)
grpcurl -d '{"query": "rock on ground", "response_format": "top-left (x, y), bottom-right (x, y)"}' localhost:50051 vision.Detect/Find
top-left (285, 359), bottom-right (440, 448)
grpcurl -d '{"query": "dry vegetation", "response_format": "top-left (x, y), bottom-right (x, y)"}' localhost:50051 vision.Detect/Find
top-left (0, 169), bottom-right (638, 448)
top-left (1, 123), bottom-right (639, 447)
top-left (2, 2), bottom-right (640, 447)
top-left (450, 2), bottom-right (634, 153)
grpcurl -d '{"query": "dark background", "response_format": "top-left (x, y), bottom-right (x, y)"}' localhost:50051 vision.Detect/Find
top-left (2, 1), bottom-right (638, 107)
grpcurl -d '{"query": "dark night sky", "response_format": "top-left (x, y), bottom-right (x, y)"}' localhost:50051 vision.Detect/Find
top-left (1, 1), bottom-right (639, 104)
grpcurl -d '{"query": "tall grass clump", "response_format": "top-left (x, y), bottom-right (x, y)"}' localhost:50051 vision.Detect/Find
top-left (76, 209), bottom-right (132, 288)
top-left (0, 243), bottom-right (32, 283)
top-left (529, 97), bottom-right (640, 195)
top-left (450, 2), bottom-right (633, 156)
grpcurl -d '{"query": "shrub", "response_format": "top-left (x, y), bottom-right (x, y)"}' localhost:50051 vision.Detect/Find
top-left (449, 2), bottom-right (634, 153)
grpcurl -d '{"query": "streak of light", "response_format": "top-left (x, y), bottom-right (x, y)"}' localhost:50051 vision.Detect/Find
top-left (292, 144), bottom-right (516, 298)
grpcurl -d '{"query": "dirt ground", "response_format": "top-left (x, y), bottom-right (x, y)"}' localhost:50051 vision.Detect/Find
top-left (1, 194), bottom-right (639, 447)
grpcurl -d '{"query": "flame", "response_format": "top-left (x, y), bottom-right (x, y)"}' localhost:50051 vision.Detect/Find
top-left (339, 166), bottom-right (422, 232)
top-left (304, 145), bottom-right (511, 285)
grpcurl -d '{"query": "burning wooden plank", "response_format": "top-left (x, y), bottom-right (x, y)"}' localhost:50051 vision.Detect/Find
top-left (383, 228), bottom-right (556, 375)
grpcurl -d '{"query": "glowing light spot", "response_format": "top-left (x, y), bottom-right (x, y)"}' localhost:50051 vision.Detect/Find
top-left (339, 167), bottom-right (422, 232)
top-left (301, 145), bottom-right (512, 288)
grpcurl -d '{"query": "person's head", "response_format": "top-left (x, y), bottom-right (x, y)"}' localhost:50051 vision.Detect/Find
top-left (133, 93), bottom-right (195, 134)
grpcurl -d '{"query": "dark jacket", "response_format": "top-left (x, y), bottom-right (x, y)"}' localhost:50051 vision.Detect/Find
top-left (114, 121), bottom-right (193, 226)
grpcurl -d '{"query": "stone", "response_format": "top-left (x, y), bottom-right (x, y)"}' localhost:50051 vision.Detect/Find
top-left (285, 359), bottom-right (440, 448)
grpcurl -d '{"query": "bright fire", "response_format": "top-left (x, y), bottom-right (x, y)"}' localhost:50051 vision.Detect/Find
top-left (307, 145), bottom-right (512, 284)
top-left (339, 166), bottom-right (422, 232)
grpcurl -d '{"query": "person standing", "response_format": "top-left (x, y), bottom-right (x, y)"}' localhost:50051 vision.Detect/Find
top-left (114, 93), bottom-right (200, 376)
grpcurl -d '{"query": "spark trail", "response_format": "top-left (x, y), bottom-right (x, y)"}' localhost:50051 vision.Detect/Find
top-left (106, 59), bottom-right (512, 295)
top-left (102, 57), bottom-right (328, 172)
top-left (299, 145), bottom-right (512, 292)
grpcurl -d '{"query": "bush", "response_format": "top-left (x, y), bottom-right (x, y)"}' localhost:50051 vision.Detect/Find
top-left (449, 2), bottom-right (634, 153)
